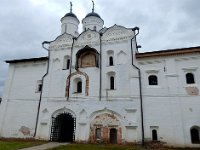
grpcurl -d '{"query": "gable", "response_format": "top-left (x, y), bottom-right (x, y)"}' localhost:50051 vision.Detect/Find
top-left (102, 25), bottom-right (134, 43)
top-left (75, 30), bottom-right (100, 47)
top-left (49, 33), bottom-right (73, 50)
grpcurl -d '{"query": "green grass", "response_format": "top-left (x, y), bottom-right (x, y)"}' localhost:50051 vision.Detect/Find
top-left (48, 144), bottom-right (151, 150)
top-left (0, 140), bottom-right (46, 150)
top-left (48, 143), bottom-right (200, 150)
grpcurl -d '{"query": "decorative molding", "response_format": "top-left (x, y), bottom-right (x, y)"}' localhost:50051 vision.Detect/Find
top-left (165, 74), bottom-right (179, 77)
top-left (182, 67), bottom-right (198, 71)
top-left (102, 25), bottom-right (134, 42)
top-left (49, 34), bottom-right (73, 50)
top-left (75, 30), bottom-right (100, 46)
top-left (145, 69), bottom-right (159, 74)
top-left (125, 108), bottom-right (137, 112)
top-left (66, 70), bottom-right (89, 97)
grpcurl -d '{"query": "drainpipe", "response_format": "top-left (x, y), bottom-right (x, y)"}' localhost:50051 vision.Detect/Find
top-left (130, 27), bottom-right (145, 146)
top-left (67, 37), bottom-right (75, 100)
top-left (99, 33), bottom-right (103, 101)
top-left (34, 41), bottom-right (50, 137)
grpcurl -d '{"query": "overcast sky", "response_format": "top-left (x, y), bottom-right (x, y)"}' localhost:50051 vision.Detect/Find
top-left (0, 0), bottom-right (200, 97)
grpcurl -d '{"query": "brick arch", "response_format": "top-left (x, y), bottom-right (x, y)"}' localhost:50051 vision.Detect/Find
top-left (89, 112), bottom-right (122, 144)
top-left (65, 71), bottom-right (89, 97)
top-left (89, 109), bottom-right (122, 144)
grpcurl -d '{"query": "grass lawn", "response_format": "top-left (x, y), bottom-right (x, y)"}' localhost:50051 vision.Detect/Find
top-left (48, 143), bottom-right (200, 150)
top-left (48, 144), bottom-right (141, 150)
top-left (0, 139), bottom-right (46, 150)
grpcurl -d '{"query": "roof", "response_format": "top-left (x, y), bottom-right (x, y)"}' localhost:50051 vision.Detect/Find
top-left (63, 12), bottom-right (78, 20)
top-left (136, 46), bottom-right (200, 59)
top-left (5, 57), bottom-right (48, 63)
top-left (85, 12), bottom-right (101, 18)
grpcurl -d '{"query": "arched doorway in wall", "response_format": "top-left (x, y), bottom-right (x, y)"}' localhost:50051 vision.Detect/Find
top-left (191, 128), bottom-right (200, 144)
top-left (110, 128), bottom-right (117, 144)
top-left (152, 129), bottom-right (158, 141)
top-left (50, 113), bottom-right (76, 142)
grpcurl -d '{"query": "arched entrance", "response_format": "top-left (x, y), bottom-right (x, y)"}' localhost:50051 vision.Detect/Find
top-left (110, 128), bottom-right (117, 144)
top-left (50, 113), bottom-right (75, 142)
top-left (152, 129), bottom-right (158, 141)
top-left (191, 128), bottom-right (200, 143)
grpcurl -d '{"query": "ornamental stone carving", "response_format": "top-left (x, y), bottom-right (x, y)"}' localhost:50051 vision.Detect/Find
top-left (102, 25), bottom-right (134, 42)
top-left (75, 30), bottom-right (100, 46)
top-left (49, 33), bottom-right (73, 50)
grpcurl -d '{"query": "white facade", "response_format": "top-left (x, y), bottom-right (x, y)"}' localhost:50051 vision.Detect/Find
top-left (0, 8), bottom-right (200, 148)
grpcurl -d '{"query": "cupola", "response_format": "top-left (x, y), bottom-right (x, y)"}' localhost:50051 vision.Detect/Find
top-left (61, 2), bottom-right (80, 36)
top-left (82, 1), bottom-right (104, 32)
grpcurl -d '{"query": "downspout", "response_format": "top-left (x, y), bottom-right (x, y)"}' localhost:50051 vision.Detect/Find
top-left (67, 37), bottom-right (75, 100)
top-left (34, 41), bottom-right (50, 137)
top-left (99, 33), bottom-right (103, 101)
top-left (131, 27), bottom-right (145, 146)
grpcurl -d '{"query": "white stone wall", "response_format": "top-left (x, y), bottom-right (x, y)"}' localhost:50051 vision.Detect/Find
top-left (61, 16), bottom-right (79, 36)
top-left (138, 54), bottom-right (200, 147)
top-left (1, 22), bottom-right (200, 147)
top-left (82, 16), bottom-right (104, 32)
top-left (0, 61), bottom-right (47, 137)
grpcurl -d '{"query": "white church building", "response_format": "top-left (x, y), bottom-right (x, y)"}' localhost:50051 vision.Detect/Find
top-left (0, 3), bottom-right (200, 147)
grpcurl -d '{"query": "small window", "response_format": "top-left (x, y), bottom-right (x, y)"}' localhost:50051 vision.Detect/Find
top-left (77, 81), bottom-right (82, 93)
top-left (191, 128), bottom-right (200, 144)
top-left (95, 128), bottom-right (101, 140)
top-left (63, 56), bottom-right (70, 70)
top-left (148, 75), bottom-right (158, 85)
top-left (109, 56), bottom-right (114, 66)
top-left (66, 59), bottom-right (70, 69)
top-left (38, 84), bottom-right (42, 92)
top-left (94, 26), bottom-right (96, 31)
top-left (36, 80), bottom-right (42, 93)
top-left (110, 76), bottom-right (115, 90)
top-left (186, 73), bottom-right (195, 84)
top-left (152, 129), bottom-right (158, 141)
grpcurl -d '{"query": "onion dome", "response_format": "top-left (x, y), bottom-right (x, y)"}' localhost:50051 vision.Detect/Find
top-left (82, 0), bottom-right (104, 32)
top-left (85, 12), bottom-right (101, 18)
top-left (60, 2), bottom-right (79, 36)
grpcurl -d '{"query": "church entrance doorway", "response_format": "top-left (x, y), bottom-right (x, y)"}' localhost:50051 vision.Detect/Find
top-left (50, 113), bottom-right (75, 142)
top-left (110, 128), bottom-right (117, 144)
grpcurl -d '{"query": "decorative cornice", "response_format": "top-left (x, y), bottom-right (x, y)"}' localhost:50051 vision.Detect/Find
top-left (136, 46), bottom-right (200, 59)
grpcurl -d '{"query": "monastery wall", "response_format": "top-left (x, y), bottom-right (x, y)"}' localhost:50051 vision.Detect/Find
top-left (0, 61), bottom-right (47, 137)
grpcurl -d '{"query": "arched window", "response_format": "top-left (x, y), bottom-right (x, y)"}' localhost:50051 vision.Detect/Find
top-left (66, 59), bottom-right (70, 70)
top-left (191, 128), bottom-right (200, 144)
top-left (148, 75), bottom-right (158, 85)
top-left (186, 73), bottom-right (195, 84)
top-left (95, 128), bottom-right (101, 140)
top-left (109, 56), bottom-right (114, 66)
top-left (77, 81), bottom-right (82, 93)
top-left (152, 129), bottom-right (158, 141)
top-left (107, 50), bottom-right (114, 67)
top-left (76, 46), bottom-right (99, 68)
top-left (63, 56), bottom-right (70, 70)
top-left (110, 76), bottom-right (115, 90)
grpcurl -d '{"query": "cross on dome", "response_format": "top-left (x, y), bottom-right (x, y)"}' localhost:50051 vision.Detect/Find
top-left (70, 1), bottom-right (72, 13)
